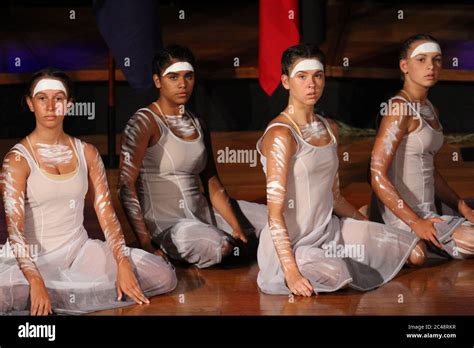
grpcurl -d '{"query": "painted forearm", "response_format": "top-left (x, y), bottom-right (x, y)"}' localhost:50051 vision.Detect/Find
top-left (118, 112), bottom-right (156, 249)
top-left (208, 176), bottom-right (241, 230)
top-left (89, 146), bottom-right (128, 265)
top-left (268, 213), bottom-right (298, 272)
top-left (1, 152), bottom-right (42, 282)
top-left (118, 183), bottom-right (152, 247)
top-left (371, 103), bottom-right (423, 228)
top-left (371, 165), bottom-right (420, 227)
top-left (264, 127), bottom-right (299, 273)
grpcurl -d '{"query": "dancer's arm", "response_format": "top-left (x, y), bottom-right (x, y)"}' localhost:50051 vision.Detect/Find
top-left (84, 142), bottom-right (149, 305)
top-left (118, 112), bottom-right (158, 252)
top-left (261, 125), bottom-right (313, 296)
top-left (332, 172), bottom-right (368, 220)
top-left (326, 119), bottom-right (368, 220)
top-left (1, 151), bottom-right (51, 315)
top-left (198, 117), bottom-right (248, 243)
top-left (371, 101), bottom-right (442, 247)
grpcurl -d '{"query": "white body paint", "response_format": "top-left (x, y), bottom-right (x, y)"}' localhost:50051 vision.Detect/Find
top-left (0, 138), bottom-right (177, 314)
top-left (164, 115), bottom-right (196, 137)
top-left (118, 106), bottom-right (268, 269)
top-left (374, 96), bottom-right (471, 259)
top-left (35, 143), bottom-right (73, 168)
top-left (256, 118), bottom-right (418, 294)
top-left (300, 117), bottom-right (327, 142)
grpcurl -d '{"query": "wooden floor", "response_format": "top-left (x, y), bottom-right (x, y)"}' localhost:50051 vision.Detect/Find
top-left (0, 133), bottom-right (473, 315)
top-left (94, 259), bottom-right (474, 316)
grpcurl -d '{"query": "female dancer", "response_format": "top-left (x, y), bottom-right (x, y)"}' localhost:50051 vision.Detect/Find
top-left (0, 68), bottom-right (177, 315)
top-left (371, 34), bottom-right (474, 262)
top-left (256, 43), bottom-right (420, 296)
top-left (118, 45), bottom-right (266, 268)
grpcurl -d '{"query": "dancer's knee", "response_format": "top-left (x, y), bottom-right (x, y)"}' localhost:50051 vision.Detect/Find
top-left (453, 225), bottom-right (474, 258)
top-left (408, 240), bottom-right (427, 266)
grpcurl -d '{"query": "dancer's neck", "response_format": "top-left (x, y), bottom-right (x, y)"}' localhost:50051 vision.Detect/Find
top-left (402, 80), bottom-right (429, 102)
top-left (30, 126), bottom-right (65, 144)
top-left (156, 98), bottom-right (184, 116)
top-left (285, 97), bottom-right (315, 125)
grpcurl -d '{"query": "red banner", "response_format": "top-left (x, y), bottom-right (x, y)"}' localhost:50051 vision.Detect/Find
top-left (259, 0), bottom-right (300, 96)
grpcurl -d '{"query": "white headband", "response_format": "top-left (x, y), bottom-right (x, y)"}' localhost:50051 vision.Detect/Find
top-left (410, 42), bottom-right (441, 58)
top-left (162, 62), bottom-right (194, 76)
top-left (33, 79), bottom-right (67, 97)
top-left (290, 59), bottom-right (324, 77)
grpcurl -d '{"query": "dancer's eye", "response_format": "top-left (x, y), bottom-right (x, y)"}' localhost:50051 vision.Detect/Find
top-left (167, 74), bottom-right (179, 81)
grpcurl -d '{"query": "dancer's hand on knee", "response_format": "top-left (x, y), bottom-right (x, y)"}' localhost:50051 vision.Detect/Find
top-left (116, 259), bottom-right (150, 305)
top-left (412, 217), bottom-right (444, 249)
top-left (458, 199), bottom-right (474, 224)
top-left (285, 269), bottom-right (314, 297)
top-left (30, 278), bottom-right (52, 316)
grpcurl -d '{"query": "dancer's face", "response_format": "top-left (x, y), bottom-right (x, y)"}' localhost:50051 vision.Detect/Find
top-left (153, 61), bottom-right (195, 107)
top-left (26, 79), bottom-right (71, 129)
top-left (400, 40), bottom-right (442, 88)
top-left (281, 58), bottom-right (325, 106)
